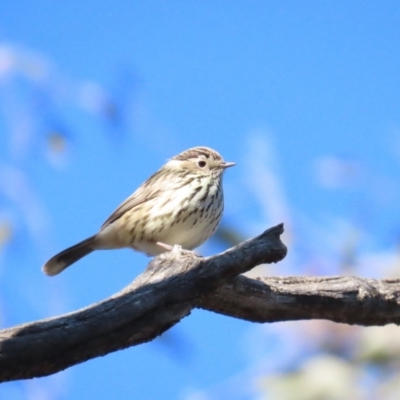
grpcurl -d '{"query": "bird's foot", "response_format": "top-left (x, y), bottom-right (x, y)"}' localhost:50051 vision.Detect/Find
top-left (155, 242), bottom-right (201, 257)
top-left (156, 242), bottom-right (182, 253)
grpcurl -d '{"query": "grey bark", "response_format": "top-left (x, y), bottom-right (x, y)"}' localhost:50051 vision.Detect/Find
top-left (0, 224), bottom-right (399, 382)
top-left (198, 275), bottom-right (400, 325)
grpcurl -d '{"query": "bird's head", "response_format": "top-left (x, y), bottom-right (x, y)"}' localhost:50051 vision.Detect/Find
top-left (167, 146), bottom-right (235, 177)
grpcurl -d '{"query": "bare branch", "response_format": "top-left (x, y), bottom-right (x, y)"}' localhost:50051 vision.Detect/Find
top-left (0, 224), bottom-right (286, 382)
top-left (2, 223), bottom-right (399, 383)
top-left (198, 275), bottom-right (400, 325)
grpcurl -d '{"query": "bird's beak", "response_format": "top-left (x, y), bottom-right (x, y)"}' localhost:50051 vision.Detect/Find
top-left (221, 161), bottom-right (236, 169)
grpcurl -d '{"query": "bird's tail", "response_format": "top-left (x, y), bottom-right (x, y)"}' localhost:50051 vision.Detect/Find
top-left (42, 236), bottom-right (97, 276)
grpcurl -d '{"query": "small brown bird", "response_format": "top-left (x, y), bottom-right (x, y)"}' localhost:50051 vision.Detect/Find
top-left (43, 146), bottom-right (235, 276)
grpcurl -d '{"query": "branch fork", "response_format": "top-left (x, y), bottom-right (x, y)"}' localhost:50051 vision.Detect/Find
top-left (1, 224), bottom-right (399, 382)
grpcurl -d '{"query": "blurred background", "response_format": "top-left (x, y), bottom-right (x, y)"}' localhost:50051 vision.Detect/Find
top-left (1, 1), bottom-right (400, 399)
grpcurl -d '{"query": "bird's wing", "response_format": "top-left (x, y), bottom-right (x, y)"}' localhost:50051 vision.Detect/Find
top-left (100, 169), bottom-right (174, 229)
top-left (100, 189), bottom-right (161, 229)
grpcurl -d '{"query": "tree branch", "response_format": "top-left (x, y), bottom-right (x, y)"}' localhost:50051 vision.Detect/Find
top-left (198, 275), bottom-right (400, 325)
top-left (0, 224), bottom-right (286, 382)
top-left (1, 223), bottom-right (399, 382)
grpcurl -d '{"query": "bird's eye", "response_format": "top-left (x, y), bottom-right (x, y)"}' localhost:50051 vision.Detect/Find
top-left (197, 160), bottom-right (207, 168)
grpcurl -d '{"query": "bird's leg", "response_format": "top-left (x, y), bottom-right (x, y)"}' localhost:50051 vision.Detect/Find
top-left (155, 242), bottom-right (202, 257)
top-left (156, 242), bottom-right (182, 253)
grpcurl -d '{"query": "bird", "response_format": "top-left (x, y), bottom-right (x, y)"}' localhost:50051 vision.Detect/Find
top-left (42, 146), bottom-right (235, 276)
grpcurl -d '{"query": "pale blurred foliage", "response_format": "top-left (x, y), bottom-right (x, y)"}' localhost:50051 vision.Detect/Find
top-left (356, 325), bottom-right (400, 364)
top-left (259, 355), bottom-right (362, 400)
top-left (0, 44), bottom-right (140, 256)
top-left (0, 44), bottom-right (139, 400)
top-left (0, 219), bottom-right (13, 249)
top-left (315, 156), bottom-right (362, 190)
top-left (250, 322), bottom-right (400, 400)
top-left (249, 323), bottom-right (400, 400)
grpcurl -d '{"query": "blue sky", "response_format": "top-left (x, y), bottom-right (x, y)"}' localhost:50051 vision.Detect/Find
top-left (1, 1), bottom-right (400, 399)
